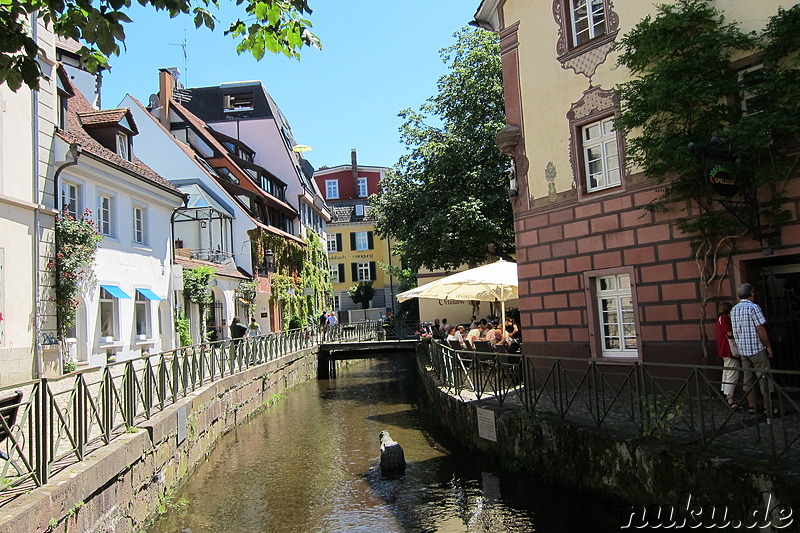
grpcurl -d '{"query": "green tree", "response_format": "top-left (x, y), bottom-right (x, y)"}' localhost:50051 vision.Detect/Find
top-left (348, 282), bottom-right (375, 310)
top-left (2, 0), bottom-right (319, 91)
top-left (614, 0), bottom-right (800, 355)
top-left (373, 27), bottom-right (513, 271)
top-left (183, 265), bottom-right (216, 342)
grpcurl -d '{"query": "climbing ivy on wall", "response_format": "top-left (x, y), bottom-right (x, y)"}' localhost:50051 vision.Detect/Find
top-left (248, 229), bottom-right (332, 328)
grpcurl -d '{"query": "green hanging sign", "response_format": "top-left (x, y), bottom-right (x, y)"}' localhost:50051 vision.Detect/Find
top-left (709, 164), bottom-right (737, 197)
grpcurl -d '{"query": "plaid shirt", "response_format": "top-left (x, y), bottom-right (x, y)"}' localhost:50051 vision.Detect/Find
top-left (730, 299), bottom-right (767, 357)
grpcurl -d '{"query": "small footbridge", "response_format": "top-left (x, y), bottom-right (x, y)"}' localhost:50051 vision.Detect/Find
top-left (318, 339), bottom-right (417, 378)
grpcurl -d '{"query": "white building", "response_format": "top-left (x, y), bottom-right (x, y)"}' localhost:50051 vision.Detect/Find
top-left (178, 79), bottom-right (331, 241)
top-left (122, 92), bottom-right (282, 338)
top-left (0, 19), bottom-right (59, 384)
top-left (55, 68), bottom-right (185, 364)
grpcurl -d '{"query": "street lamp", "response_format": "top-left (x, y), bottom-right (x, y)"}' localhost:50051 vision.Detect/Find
top-left (264, 249), bottom-right (274, 272)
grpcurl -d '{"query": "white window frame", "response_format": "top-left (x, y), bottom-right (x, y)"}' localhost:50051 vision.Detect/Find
top-left (357, 261), bottom-right (371, 282)
top-left (132, 204), bottom-right (147, 246)
top-left (330, 263), bottom-right (340, 284)
top-left (325, 179), bottom-right (339, 200)
top-left (99, 287), bottom-right (118, 340)
top-left (116, 131), bottom-right (130, 160)
top-left (97, 193), bottom-right (115, 237)
top-left (582, 117), bottom-right (620, 192)
top-left (738, 64), bottom-right (765, 116)
top-left (355, 204), bottom-right (365, 217)
top-left (134, 290), bottom-right (151, 338)
top-left (354, 231), bottom-right (369, 251)
top-left (357, 177), bottom-right (368, 197)
top-left (61, 181), bottom-right (81, 219)
top-left (570, 0), bottom-right (606, 47)
top-left (327, 233), bottom-right (338, 253)
top-left (332, 295), bottom-right (340, 312)
top-left (595, 273), bottom-right (637, 358)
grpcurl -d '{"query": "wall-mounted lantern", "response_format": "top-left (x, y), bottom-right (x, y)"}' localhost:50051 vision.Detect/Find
top-left (264, 249), bottom-right (275, 272)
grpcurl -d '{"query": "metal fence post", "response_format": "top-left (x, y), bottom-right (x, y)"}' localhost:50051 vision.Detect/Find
top-left (172, 349), bottom-right (180, 403)
top-left (124, 361), bottom-right (136, 428)
top-left (34, 378), bottom-right (49, 485)
top-left (75, 374), bottom-right (86, 459)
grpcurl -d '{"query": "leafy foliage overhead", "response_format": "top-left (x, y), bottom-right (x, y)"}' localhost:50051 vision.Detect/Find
top-left (1, 0), bottom-right (319, 90)
top-left (372, 28), bottom-right (513, 271)
top-left (615, 0), bottom-right (799, 238)
top-left (614, 0), bottom-right (800, 355)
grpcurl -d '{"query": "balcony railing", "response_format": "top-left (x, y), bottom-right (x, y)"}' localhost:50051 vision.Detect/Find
top-left (0, 322), bottom-right (382, 504)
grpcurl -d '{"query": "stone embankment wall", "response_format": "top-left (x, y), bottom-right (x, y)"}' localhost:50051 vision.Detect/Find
top-left (416, 355), bottom-right (798, 523)
top-left (1, 348), bottom-right (321, 533)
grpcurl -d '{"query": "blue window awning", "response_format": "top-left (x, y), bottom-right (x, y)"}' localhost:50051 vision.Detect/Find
top-left (100, 285), bottom-right (131, 299)
top-left (136, 288), bottom-right (162, 301)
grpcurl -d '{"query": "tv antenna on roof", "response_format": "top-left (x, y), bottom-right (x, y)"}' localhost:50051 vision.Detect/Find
top-left (169, 28), bottom-right (189, 86)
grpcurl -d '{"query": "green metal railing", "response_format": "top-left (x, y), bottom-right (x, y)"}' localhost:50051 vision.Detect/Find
top-left (0, 322), bottom-right (382, 501)
top-left (425, 341), bottom-right (521, 405)
top-left (423, 340), bottom-right (800, 465)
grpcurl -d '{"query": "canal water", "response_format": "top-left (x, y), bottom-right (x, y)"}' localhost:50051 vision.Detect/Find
top-left (148, 355), bottom-right (622, 532)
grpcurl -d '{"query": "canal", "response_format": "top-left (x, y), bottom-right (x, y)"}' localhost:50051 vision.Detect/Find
top-left (148, 355), bottom-right (622, 532)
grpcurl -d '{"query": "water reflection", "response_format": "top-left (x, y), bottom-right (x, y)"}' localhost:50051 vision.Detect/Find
top-left (148, 356), bottom-right (619, 533)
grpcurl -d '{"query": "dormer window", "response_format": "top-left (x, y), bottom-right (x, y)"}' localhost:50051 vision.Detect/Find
top-left (224, 93), bottom-right (254, 112)
top-left (77, 108), bottom-right (138, 159)
top-left (355, 204), bottom-right (364, 217)
top-left (117, 131), bottom-right (130, 160)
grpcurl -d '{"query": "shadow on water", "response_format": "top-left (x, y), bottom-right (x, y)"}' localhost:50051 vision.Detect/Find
top-left (148, 355), bottom-right (623, 533)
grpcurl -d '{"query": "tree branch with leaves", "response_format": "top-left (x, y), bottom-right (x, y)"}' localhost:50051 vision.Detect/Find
top-left (372, 28), bottom-right (513, 271)
top-left (614, 0), bottom-right (800, 355)
top-left (2, 0), bottom-right (319, 90)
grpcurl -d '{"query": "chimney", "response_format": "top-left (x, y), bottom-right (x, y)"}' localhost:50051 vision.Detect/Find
top-left (351, 149), bottom-right (358, 199)
top-left (158, 68), bottom-right (177, 130)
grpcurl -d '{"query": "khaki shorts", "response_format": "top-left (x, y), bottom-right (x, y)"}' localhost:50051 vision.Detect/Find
top-left (741, 349), bottom-right (773, 392)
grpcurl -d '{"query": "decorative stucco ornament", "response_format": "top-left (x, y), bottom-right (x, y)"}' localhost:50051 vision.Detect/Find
top-left (546, 161), bottom-right (558, 202)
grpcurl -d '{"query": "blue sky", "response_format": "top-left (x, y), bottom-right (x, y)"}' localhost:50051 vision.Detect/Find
top-left (102, 0), bottom-right (479, 170)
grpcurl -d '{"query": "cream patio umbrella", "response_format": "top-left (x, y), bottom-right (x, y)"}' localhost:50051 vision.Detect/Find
top-left (397, 259), bottom-right (518, 326)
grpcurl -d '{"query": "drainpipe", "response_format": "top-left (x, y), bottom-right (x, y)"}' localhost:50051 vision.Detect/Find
top-left (31, 34), bottom-right (42, 378)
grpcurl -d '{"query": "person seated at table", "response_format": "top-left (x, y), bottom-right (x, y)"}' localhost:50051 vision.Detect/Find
top-left (487, 329), bottom-right (507, 350)
top-left (466, 324), bottom-right (485, 349)
top-left (445, 327), bottom-right (465, 349)
top-left (455, 325), bottom-right (467, 347)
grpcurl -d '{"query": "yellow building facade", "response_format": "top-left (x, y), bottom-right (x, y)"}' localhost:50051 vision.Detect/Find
top-left (315, 155), bottom-right (400, 322)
